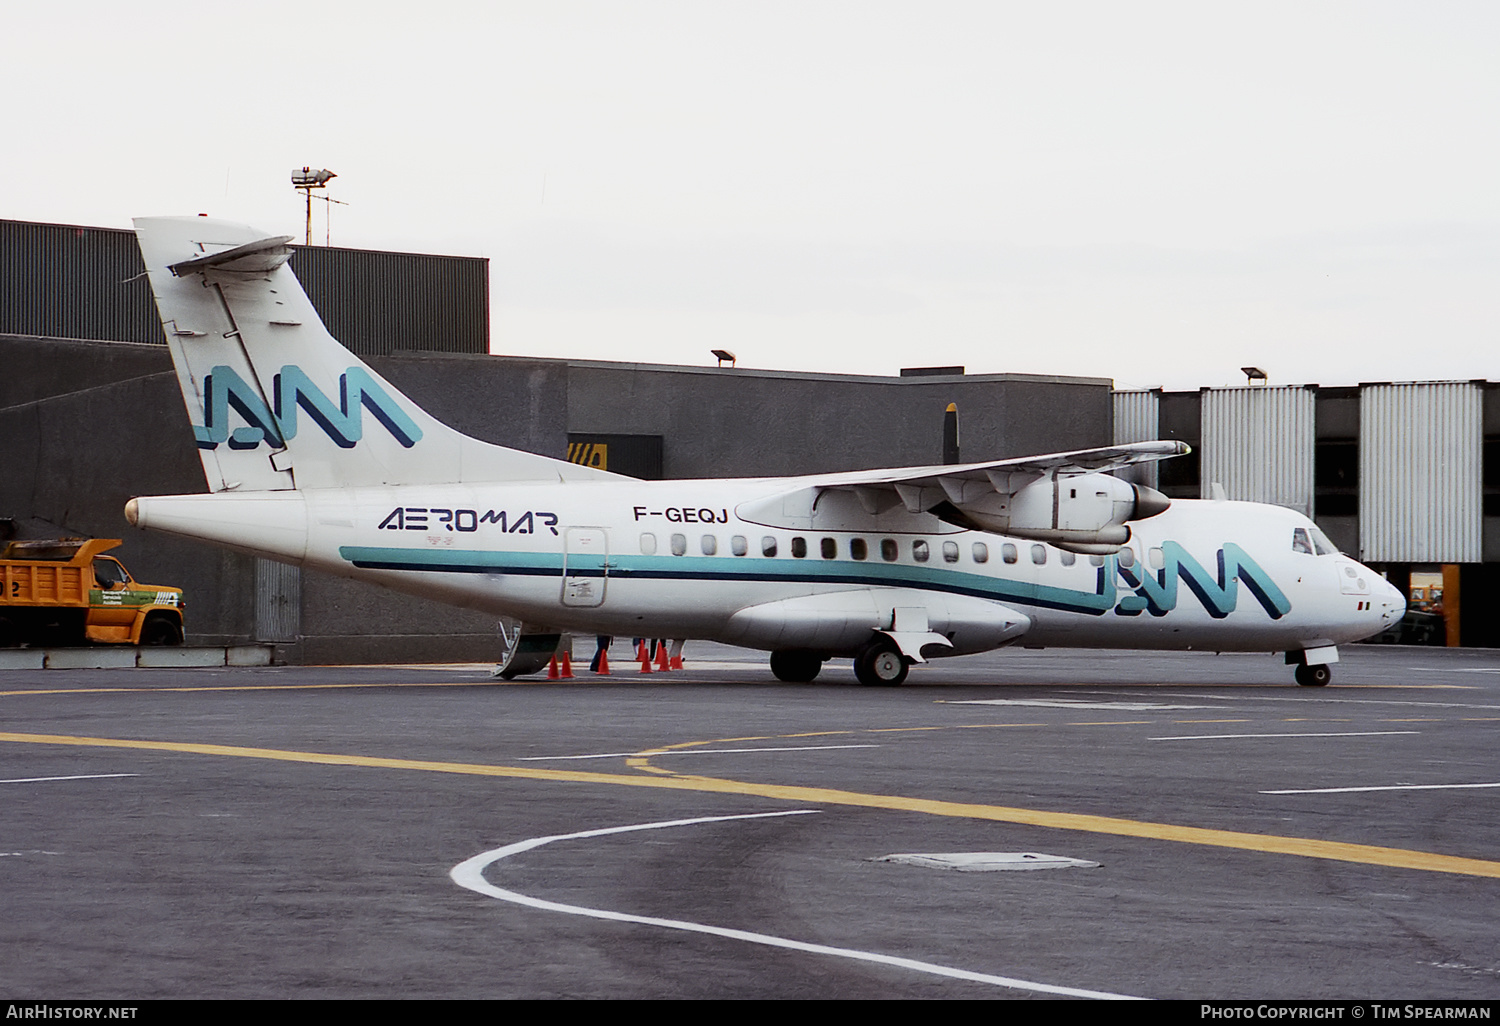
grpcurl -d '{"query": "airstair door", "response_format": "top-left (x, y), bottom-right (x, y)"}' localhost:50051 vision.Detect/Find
top-left (561, 527), bottom-right (609, 607)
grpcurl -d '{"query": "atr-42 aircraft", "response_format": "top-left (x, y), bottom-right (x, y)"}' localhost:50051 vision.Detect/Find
top-left (125, 216), bottom-right (1404, 686)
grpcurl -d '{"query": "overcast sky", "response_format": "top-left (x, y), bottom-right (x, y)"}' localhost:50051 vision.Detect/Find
top-left (6, 1), bottom-right (1498, 390)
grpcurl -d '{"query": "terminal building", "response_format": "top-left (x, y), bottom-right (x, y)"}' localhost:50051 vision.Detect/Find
top-left (0, 218), bottom-right (1491, 659)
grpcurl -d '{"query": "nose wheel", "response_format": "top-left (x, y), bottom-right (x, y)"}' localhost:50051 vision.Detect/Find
top-left (854, 641), bottom-right (910, 687)
top-left (1294, 663), bottom-right (1332, 687)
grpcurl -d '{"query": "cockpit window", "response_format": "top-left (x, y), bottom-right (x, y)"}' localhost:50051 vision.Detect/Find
top-left (1292, 528), bottom-right (1314, 555)
top-left (1309, 527), bottom-right (1338, 556)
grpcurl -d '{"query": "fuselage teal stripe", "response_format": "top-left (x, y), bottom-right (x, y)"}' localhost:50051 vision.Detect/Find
top-left (337, 545), bottom-right (1118, 615)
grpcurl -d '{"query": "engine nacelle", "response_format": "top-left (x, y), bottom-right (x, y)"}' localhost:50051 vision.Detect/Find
top-left (945, 473), bottom-right (1170, 552)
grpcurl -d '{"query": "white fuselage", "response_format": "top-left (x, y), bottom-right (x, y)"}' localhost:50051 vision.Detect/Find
top-left (130, 477), bottom-right (1405, 658)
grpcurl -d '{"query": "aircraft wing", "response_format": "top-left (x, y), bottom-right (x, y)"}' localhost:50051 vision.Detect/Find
top-left (736, 440), bottom-right (1189, 551)
top-left (808, 440), bottom-right (1188, 491)
top-left (796, 440), bottom-right (1186, 514)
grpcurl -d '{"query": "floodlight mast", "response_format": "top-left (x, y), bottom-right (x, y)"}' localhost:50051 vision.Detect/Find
top-left (291, 167), bottom-right (337, 245)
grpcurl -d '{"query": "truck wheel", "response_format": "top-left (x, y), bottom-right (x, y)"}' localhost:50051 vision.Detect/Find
top-left (0, 616), bottom-right (18, 648)
top-left (141, 616), bottom-right (183, 646)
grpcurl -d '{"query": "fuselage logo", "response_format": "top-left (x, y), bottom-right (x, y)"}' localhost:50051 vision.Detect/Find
top-left (193, 365), bottom-right (422, 451)
top-left (1112, 541), bottom-right (1290, 619)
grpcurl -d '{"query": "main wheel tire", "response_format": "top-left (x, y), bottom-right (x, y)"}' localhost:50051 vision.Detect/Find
top-left (1295, 663), bottom-right (1331, 687)
top-left (853, 642), bottom-right (909, 687)
top-left (770, 650), bottom-right (823, 683)
top-left (140, 616), bottom-right (184, 646)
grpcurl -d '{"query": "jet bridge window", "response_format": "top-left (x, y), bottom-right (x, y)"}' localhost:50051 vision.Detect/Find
top-left (791, 537), bottom-right (808, 558)
top-left (880, 539), bottom-right (898, 561)
top-left (639, 533), bottom-right (657, 555)
top-left (1001, 543), bottom-right (1018, 564)
top-left (942, 541), bottom-right (960, 563)
top-left (821, 538), bottom-right (837, 559)
top-left (850, 538), bottom-right (868, 560)
top-left (731, 535), bottom-right (748, 556)
top-left (1031, 544), bottom-right (1047, 565)
top-left (670, 533), bottom-right (687, 556)
top-left (702, 535), bottom-right (718, 556)
top-left (972, 542), bottom-right (989, 563)
top-left (912, 540), bottom-right (930, 563)
top-left (762, 536), bottom-right (778, 557)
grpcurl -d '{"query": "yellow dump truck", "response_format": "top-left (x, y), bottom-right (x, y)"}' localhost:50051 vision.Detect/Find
top-left (0, 539), bottom-right (184, 647)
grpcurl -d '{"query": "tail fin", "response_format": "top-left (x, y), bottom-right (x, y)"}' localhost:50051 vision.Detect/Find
top-left (133, 216), bottom-right (613, 492)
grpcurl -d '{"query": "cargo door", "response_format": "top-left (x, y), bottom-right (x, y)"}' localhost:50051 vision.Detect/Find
top-left (561, 528), bottom-right (609, 607)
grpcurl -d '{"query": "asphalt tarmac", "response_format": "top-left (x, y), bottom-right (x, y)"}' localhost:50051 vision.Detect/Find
top-left (2, 643), bottom-right (1498, 1000)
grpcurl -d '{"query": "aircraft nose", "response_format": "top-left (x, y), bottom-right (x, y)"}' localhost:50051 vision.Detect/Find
top-left (1378, 576), bottom-right (1407, 626)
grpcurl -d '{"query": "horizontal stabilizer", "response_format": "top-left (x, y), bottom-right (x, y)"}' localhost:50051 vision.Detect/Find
top-left (169, 235), bottom-right (296, 277)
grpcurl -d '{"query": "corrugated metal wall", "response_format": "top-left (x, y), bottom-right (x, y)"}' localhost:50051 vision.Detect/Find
top-left (1360, 382), bottom-right (1482, 563)
top-left (0, 219), bottom-right (488, 356)
top-left (1112, 389), bottom-right (1161, 488)
top-left (1200, 386), bottom-right (1314, 515)
top-left (0, 221), bottom-right (159, 342)
top-left (289, 245), bottom-right (488, 356)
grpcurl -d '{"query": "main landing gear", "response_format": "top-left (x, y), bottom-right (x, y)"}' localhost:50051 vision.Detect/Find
top-left (853, 640), bottom-right (910, 687)
top-left (770, 650), bottom-right (824, 683)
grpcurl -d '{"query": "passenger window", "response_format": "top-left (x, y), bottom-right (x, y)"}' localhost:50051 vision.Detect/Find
top-left (850, 538), bottom-right (868, 560)
top-left (1089, 554), bottom-right (1104, 567)
top-left (762, 536), bottom-right (778, 557)
top-left (791, 537), bottom-right (807, 558)
top-left (1292, 528), bottom-right (1314, 555)
top-left (881, 539), bottom-right (898, 561)
top-left (670, 533), bottom-right (687, 556)
top-left (942, 541), bottom-right (960, 563)
top-left (1148, 547), bottom-right (1165, 570)
top-left (639, 533), bottom-right (657, 555)
top-left (1031, 544), bottom-right (1047, 565)
top-left (821, 537), bottom-right (837, 559)
top-left (1118, 547), bottom-right (1135, 568)
top-left (1002, 543), bottom-right (1018, 564)
top-left (701, 535), bottom-right (717, 556)
top-left (912, 540), bottom-right (930, 563)
top-left (1059, 550), bottom-right (1076, 566)
top-left (731, 535), bottom-right (748, 556)
top-left (972, 542), bottom-right (989, 563)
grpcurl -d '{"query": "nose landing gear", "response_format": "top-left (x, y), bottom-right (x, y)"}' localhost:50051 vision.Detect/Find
top-left (1293, 662), bottom-right (1332, 687)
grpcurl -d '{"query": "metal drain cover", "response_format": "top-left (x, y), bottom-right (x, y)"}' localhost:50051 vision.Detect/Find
top-left (872, 852), bottom-right (1100, 871)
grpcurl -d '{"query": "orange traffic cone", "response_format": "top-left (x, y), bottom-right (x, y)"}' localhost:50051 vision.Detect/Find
top-left (559, 650), bottom-right (574, 679)
top-left (594, 648), bottom-right (610, 676)
top-left (669, 639), bottom-right (684, 670)
top-left (637, 639), bottom-right (653, 674)
top-left (656, 641), bottom-right (670, 672)
top-left (547, 655), bottom-right (560, 679)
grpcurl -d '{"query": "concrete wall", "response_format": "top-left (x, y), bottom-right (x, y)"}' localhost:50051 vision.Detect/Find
top-left (1, 335), bottom-right (1114, 662)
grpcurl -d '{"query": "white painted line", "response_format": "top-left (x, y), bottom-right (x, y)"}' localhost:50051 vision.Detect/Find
top-left (874, 852), bottom-right (1101, 871)
top-left (451, 810), bottom-right (1140, 1000)
top-left (0, 773), bottom-right (139, 784)
top-left (1152, 731), bottom-right (1419, 741)
top-left (519, 744), bottom-right (879, 761)
top-left (954, 699), bottom-right (1211, 710)
top-left (1262, 782), bottom-right (1500, 795)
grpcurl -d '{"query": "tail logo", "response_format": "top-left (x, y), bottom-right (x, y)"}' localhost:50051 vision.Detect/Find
top-left (194, 365), bottom-right (423, 451)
